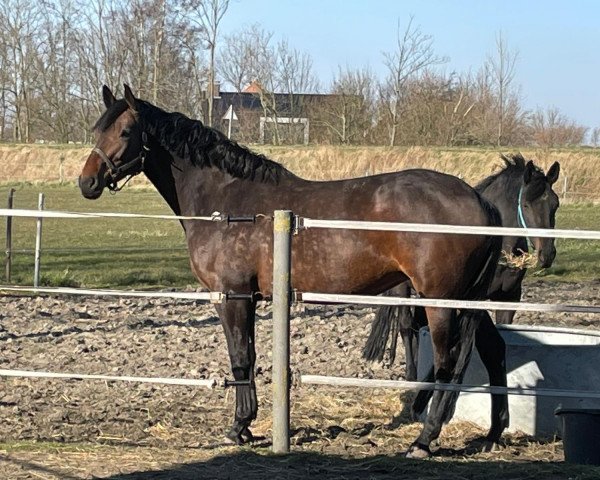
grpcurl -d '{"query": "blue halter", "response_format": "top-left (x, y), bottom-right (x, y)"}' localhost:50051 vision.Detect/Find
top-left (517, 186), bottom-right (528, 229)
top-left (517, 185), bottom-right (534, 250)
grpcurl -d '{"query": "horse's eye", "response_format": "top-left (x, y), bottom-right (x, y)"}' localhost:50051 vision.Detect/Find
top-left (121, 130), bottom-right (131, 138)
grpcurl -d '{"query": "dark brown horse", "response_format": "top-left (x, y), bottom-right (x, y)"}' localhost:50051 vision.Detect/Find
top-left (78, 85), bottom-right (506, 458)
top-left (364, 154), bottom-right (561, 382)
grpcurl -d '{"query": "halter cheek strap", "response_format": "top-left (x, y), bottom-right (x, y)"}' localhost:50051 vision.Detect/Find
top-left (517, 186), bottom-right (528, 229)
top-left (94, 132), bottom-right (150, 192)
top-left (517, 185), bottom-right (533, 250)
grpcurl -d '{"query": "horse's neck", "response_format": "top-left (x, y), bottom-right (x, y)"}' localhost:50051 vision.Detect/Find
top-left (142, 151), bottom-right (183, 217)
top-left (479, 176), bottom-right (521, 229)
top-left (479, 175), bottom-right (528, 254)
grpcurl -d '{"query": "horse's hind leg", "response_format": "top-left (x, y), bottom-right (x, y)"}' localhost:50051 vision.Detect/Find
top-left (407, 307), bottom-right (476, 459)
top-left (475, 311), bottom-right (509, 447)
top-left (216, 299), bottom-right (258, 444)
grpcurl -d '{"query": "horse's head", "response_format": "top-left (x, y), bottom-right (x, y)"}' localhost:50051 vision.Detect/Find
top-left (79, 85), bottom-right (147, 199)
top-left (519, 160), bottom-right (561, 268)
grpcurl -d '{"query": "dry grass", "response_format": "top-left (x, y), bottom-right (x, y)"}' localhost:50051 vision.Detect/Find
top-left (1, 144), bottom-right (599, 201)
top-left (2, 386), bottom-right (598, 479)
top-left (500, 249), bottom-right (539, 269)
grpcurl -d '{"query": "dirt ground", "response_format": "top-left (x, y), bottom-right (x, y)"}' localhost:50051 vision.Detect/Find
top-left (1, 280), bottom-right (600, 479)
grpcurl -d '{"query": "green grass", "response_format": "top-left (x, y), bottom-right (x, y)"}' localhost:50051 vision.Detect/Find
top-left (0, 185), bottom-right (598, 288)
top-left (534, 202), bottom-right (600, 281)
top-left (0, 184), bottom-right (194, 288)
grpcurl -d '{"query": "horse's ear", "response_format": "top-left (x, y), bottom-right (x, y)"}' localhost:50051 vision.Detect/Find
top-left (123, 84), bottom-right (137, 112)
top-left (546, 161), bottom-right (560, 185)
top-left (102, 85), bottom-right (116, 109)
top-left (523, 160), bottom-right (535, 184)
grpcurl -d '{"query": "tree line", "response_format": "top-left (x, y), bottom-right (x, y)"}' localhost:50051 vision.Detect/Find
top-left (0, 0), bottom-right (594, 147)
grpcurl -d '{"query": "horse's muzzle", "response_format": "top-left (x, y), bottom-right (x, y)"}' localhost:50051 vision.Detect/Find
top-left (78, 175), bottom-right (104, 199)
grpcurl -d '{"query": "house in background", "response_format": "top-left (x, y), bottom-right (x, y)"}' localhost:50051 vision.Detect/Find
top-left (201, 81), bottom-right (361, 145)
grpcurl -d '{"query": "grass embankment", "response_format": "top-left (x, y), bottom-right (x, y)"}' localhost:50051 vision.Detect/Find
top-left (0, 184), bottom-right (597, 288)
top-left (1, 144), bottom-right (600, 201)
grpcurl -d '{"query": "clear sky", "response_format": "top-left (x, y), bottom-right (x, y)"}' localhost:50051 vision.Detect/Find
top-left (219, 0), bottom-right (600, 129)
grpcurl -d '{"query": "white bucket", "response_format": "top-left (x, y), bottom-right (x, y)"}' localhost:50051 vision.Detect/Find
top-left (417, 324), bottom-right (600, 438)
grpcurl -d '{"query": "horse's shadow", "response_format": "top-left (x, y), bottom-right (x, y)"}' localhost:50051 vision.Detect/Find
top-left (6, 446), bottom-right (588, 480)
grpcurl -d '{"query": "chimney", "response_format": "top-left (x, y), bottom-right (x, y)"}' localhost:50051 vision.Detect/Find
top-left (213, 81), bottom-right (221, 98)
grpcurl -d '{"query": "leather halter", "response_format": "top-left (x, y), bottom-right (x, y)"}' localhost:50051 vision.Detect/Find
top-left (93, 132), bottom-right (150, 192)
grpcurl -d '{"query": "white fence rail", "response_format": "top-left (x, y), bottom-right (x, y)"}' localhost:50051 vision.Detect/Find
top-left (300, 375), bottom-right (600, 400)
top-left (300, 217), bottom-right (600, 240)
top-left (0, 207), bottom-right (224, 221)
top-left (0, 368), bottom-right (217, 389)
top-left (2, 207), bottom-right (600, 455)
top-left (0, 285), bottom-right (223, 302)
top-left (298, 292), bottom-right (600, 314)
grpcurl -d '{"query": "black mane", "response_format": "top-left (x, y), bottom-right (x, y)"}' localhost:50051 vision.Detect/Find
top-left (476, 153), bottom-right (545, 200)
top-left (135, 100), bottom-right (296, 184)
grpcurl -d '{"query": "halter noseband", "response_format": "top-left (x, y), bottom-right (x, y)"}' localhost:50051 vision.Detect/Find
top-left (93, 132), bottom-right (150, 192)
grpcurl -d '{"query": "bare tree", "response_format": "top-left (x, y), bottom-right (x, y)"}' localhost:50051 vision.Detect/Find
top-left (183, 0), bottom-right (229, 127)
top-left (591, 127), bottom-right (600, 147)
top-left (381, 16), bottom-right (447, 146)
top-left (486, 32), bottom-right (519, 146)
top-left (530, 107), bottom-right (588, 147)
top-left (0, 0), bottom-right (44, 142)
top-left (318, 66), bottom-right (375, 144)
top-left (219, 24), bottom-right (273, 92)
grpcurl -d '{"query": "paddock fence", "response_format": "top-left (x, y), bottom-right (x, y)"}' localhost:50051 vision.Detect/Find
top-left (0, 207), bottom-right (600, 454)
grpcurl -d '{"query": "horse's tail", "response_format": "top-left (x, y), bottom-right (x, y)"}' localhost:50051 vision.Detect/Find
top-left (362, 298), bottom-right (405, 364)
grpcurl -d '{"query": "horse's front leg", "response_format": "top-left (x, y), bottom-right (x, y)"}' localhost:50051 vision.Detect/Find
top-left (216, 298), bottom-right (258, 444)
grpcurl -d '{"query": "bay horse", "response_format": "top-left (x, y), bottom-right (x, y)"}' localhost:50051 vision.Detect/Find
top-left (363, 154), bottom-right (561, 382)
top-left (78, 85), bottom-right (506, 458)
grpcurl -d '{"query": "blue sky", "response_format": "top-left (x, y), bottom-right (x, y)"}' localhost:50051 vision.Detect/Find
top-left (220, 0), bottom-right (600, 129)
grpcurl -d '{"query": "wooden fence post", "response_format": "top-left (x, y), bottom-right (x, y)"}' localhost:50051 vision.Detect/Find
top-left (272, 210), bottom-right (292, 454)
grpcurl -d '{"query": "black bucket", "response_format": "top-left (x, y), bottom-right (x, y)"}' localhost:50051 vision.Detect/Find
top-left (555, 407), bottom-right (600, 465)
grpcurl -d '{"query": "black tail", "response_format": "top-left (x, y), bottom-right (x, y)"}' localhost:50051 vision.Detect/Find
top-left (363, 283), bottom-right (411, 363)
top-left (363, 302), bottom-right (404, 363)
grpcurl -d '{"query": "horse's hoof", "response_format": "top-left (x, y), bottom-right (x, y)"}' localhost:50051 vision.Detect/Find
top-left (240, 426), bottom-right (254, 443)
top-left (225, 426), bottom-right (254, 445)
top-left (405, 443), bottom-right (431, 459)
top-left (224, 431), bottom-right (243, 445)
top-left (480, 439), bottom-right (499, 453)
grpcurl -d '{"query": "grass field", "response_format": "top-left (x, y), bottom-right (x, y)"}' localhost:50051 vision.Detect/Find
top-left (0, 184), bottom-right (598, 288)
